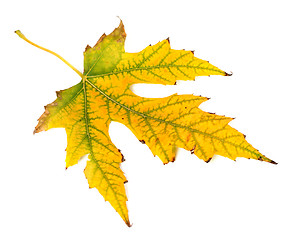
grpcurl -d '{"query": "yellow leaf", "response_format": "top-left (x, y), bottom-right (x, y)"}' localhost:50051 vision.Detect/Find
top-left (16, 20), bottom-right (275, 227)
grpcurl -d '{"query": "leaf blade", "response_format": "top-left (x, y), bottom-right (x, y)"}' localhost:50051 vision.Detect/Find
top-left (27, 20), bottom-right (274, 227)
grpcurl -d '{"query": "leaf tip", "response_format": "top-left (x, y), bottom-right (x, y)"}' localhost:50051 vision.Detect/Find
top-left (225, 71), bottom-right (233, 76)
top-left (56, 90), bottom-right (62, 99)
top-left (270, 160), bottom-right (278, 165)
top-left (126, 220), bottom-right (132, 227)
top-left (85, 44), bottom-right (91, 51)
top-left (258, 156), bottom-right (277, 165)
top-left (117, 18), bottom-right (126, 38)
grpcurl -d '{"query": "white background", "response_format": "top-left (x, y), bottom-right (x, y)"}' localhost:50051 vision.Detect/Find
top-left (1, 0), bottom-right (291, 239)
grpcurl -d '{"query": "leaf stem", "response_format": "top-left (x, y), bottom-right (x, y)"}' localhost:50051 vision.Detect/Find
top-left (15, 30), bottom-right (83, 78)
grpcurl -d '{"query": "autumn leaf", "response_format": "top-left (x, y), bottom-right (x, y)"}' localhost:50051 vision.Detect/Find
top-left (16, 20), bottom-right (275, 227)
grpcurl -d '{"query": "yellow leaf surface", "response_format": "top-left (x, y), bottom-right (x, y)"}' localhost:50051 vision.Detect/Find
top-left (16, 20), bottom-right (275, 226)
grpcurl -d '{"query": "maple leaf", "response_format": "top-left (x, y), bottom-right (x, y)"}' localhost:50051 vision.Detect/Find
top-left (16, 20), bottom-right (275, 227)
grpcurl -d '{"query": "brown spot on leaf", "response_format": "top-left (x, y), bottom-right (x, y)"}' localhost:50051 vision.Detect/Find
top-left (139, 140), bottom-right (145, 144)
top-left (190, 146), bottom-right (196, 154)
top-left (118, 149), bottom-right (126, 161)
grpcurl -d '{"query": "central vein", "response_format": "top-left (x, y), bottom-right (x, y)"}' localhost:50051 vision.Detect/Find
top-left (83, 78), bottom-right (91, 140)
